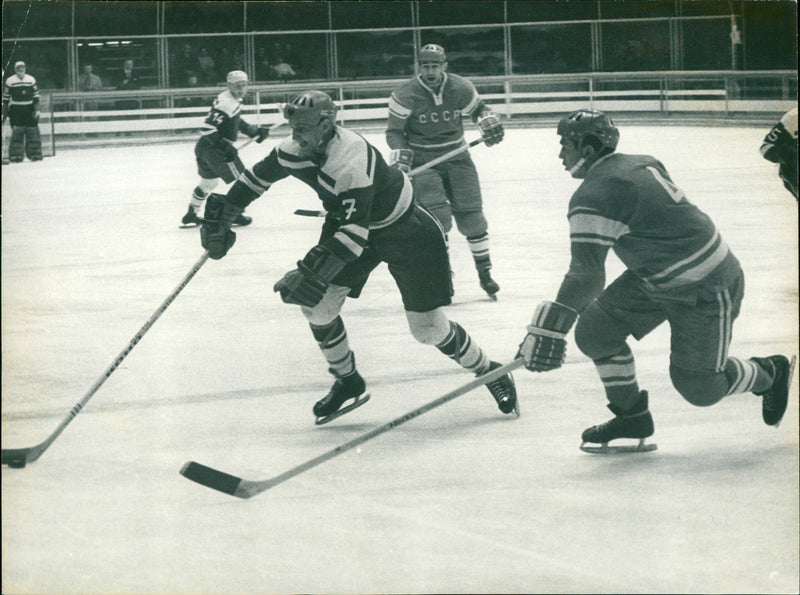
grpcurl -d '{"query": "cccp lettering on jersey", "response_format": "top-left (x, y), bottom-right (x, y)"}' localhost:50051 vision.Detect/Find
top-left (417, 109), bottom-right (462, 124)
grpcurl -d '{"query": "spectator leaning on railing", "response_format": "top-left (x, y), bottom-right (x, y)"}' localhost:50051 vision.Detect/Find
top-left (114, 59), bottom-right (140, 110)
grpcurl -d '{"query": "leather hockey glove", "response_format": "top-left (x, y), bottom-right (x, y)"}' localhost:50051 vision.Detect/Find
top-left (478, 112), bottom-right (504, 146)
top-left (273, 261), bottom-right (328, 307)
top-left (200, 193), bottom-right (241, 260)
top-left (517, 301), bottom-right (578, 372)
top-left (255, 125), bottom-right (270, 143)
top-left (389, 148), bottom-right (414, 173)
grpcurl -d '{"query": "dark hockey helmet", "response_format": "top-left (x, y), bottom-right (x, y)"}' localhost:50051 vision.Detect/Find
top-left (557, 110), bottom-right (619, 151)
top-left (283, 91), bottom-right (338, 124)
top-left (419, 44), bottom-right (446, 63)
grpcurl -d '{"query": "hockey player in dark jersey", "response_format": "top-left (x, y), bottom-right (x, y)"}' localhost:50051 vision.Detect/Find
top-left (200, 90), bottom-right (517, 424)
top-left (2, 61), bottom-right (42, 163)
top-left (759, 107), bottom-right (797, 200)
top-left (386, 44), bottom-right (504, 299)
top-left (518, 110), bottom-right (795, 452)
top-left (180, 70), bottom-right (270, 228)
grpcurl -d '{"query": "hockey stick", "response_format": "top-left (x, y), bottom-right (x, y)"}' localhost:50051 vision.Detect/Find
top-left (293, 137), bottom-right (486, 218)
top-left (235, 121), bottom-right (285, 151)
top-left (180, 357), bottom-right (523, 498)
top-left (1, 251), bottom-right (211, 468)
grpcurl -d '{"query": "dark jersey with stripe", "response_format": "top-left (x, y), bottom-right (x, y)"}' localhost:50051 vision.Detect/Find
top-left (557, 152), bottom-right (741, 311)
top-left (200, 89), bottom-right (255, 143)
top-left (228, 126), bottom-right (411, 266)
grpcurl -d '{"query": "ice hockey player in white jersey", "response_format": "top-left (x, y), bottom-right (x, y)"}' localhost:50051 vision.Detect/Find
top-left (180, 70), bottom-right (270, 227)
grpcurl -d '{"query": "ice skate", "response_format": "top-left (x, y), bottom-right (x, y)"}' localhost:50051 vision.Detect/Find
top-left (484, 361), bottom-right (518, 416)
top-left (580, 391), bottom-right (657, 454)
top-left (478, 268), bottom-right (499, 301)
top-left (232, 212), bottom-right (252, 227)
top-left (180, 206), bottom-right (200, 228)
top-left (754, 354), bottom-right (796, 427)
top-left (314, 370), bottom-right (370, 425)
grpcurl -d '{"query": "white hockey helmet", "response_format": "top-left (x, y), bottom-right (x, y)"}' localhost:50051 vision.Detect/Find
top-left (226, 70), bottom-right (248, 85)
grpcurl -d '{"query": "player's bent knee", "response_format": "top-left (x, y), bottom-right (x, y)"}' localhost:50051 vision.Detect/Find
top-left (406, 309), bottom-right (450, 345)
top-left (300, 285), bottom-right (349, 325)
top-left (574, 303), bottom-right (629, 359)
top-left (670, 366), bottom-right (727, 407)
top-left (454, 211), bottom-right (487, 237)
top-left (198, 177), bottom-right (219, 193)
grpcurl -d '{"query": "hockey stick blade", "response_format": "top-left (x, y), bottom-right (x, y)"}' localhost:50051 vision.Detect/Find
top-left (180, 358), bottom-right (524, 499)
top-left (293, 209), bottom-right (327, 218)
top-left (2, 252), bottom-right (210, 467)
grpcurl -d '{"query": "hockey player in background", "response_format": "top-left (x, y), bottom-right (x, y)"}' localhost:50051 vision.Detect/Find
top-left (179, 70), bottom-right (270, 227)
top-left (759, 106), bottom-right (797, 200)
top-left (2, 61), bottom-right (43, 163)
top-left (200, 90), bottom-right (517, 424)
top-left (386, 44), bottom-right (505, 300)
top-left (518, 110), bottom-right (795, 452)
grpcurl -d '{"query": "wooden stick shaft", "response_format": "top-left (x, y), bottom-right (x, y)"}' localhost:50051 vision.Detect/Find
top-left (237, 358), bottom-right (523, 497)
top-left (2, 252), bottom-right (210, 465)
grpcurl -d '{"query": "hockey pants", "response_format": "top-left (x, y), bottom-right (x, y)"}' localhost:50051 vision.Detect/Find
top-left (9, 126), bottom-right (42, 161)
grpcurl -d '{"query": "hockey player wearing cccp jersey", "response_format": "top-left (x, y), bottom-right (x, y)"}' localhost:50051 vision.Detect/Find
top-left (179, 70), bottom-right (270, 228)
top-left (2, 61), bottom-right (43, 163)
top-left (759, 106), bottom-right (797, 200)
top-left (518, 110), bottom-right (795, 452)
top-left (199, 90), bottom-right (517, 424)
top-left (386, 44), bottom-right (505, 300)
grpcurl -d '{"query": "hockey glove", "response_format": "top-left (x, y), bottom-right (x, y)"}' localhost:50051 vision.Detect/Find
top-left (200, 193), bottom-right (241, 260)
top-left (273, 261), bottom-right (328, 307)
top-left (478, 112), bottom-right (504, 146)
top-left (255, 125), bottom-right (270, 143)
top-left (389, 148), bottom-right (414, 173)
top-left (517, 301), bottom-right (578, 372)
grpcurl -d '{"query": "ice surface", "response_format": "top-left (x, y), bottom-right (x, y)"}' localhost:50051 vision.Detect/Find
top-left (2, 126), bottom-right (798, 594)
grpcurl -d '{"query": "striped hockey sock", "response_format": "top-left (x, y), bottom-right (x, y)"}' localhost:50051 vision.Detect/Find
top-left (436, 321), bottom-right (489, 374)
top-left (310, 316), bottom-right (355, 377)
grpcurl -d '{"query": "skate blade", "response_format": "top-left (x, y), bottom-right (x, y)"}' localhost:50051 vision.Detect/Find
top-left (179, 224), bottom-right (200, 229)
top-left (579, 439), bottom-right (657, 454)
top-left (315, 393), bottom-right (371, 425)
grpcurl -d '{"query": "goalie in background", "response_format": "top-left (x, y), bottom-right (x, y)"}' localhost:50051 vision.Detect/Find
top-left (179, 70), bottom-right (270, 228)
top-left (759, 106), bottom-right (797, 200)
top-left (2, 61), bottom-right (43, 164)
top-left (200, 90), bottom-right (517, 424)
top-left (518, 110), bottom-right (795, 452)
top-left (386, 44), bottom-right (504, 300)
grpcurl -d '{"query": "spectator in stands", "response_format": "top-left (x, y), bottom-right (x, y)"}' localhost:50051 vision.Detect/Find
top-left (114, 59), bottom-right (140, 110)
top-left (78, 63), bottom-right (103, 112)
top-left (174, 42), bottom-right (196, 87)
top-left (197, 48), bottom-right (216, 84)
top-left (255, 47), bottom-right (272, 81)
top-left (272, 57), bottom-right (296, 80)
top-left (176, 73), bottom-right (208, 108)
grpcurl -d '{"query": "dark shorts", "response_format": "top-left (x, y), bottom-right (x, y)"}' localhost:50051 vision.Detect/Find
top-left (331, 203), bottom-right (452, 313)
top-left (596, 269), bottom-right (745, 372)
top-left (194, 137), bottom-right (245, 183)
